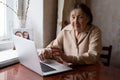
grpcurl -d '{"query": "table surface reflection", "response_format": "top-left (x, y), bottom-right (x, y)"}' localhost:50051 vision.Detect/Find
top-left (0, 63), bottom-right (120, 80)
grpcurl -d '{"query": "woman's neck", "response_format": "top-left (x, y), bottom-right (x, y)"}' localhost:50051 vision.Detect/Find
top-left (76, 25), bottom-right (88, 33)
top-left (74, 30), bottom-right (81, 43)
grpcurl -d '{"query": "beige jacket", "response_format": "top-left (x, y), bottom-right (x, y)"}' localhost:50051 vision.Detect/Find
top-left (47, 24), bottom-right (102, 65)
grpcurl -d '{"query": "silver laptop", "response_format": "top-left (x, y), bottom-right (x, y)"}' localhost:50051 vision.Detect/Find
top-left (13, 35), bottom-right (72, 76)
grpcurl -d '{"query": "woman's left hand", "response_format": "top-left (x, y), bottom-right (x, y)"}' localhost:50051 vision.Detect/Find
top-left (51, 46), bottom-right (62, 57)
top-left (50, 46), bottom-right (69, 65)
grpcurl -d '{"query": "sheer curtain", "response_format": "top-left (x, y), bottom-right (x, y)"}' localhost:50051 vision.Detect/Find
top-left (0, 0), bottom-right (20, 50)
top-left (56, 0), bottom-right (90, 35)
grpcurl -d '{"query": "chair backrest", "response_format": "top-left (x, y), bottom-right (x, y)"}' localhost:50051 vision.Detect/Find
top-left (100, 45), bottom-right (112, 66)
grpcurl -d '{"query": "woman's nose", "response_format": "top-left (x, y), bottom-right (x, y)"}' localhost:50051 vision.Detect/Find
top-left (74, 17), bottom-right (79, 22)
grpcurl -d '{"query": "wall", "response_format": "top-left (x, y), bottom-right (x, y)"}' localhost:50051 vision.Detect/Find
top-left (91, 0), bottom-right (120, 68)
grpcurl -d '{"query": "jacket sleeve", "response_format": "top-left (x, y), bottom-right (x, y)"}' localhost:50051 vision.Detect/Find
top-left (46, 30), bottom-right (64, 50)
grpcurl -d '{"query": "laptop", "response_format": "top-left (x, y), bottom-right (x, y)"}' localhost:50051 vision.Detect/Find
top-left (13, 35), bottom-right (72, 76)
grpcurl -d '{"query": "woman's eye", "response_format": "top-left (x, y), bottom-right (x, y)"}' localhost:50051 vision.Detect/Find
top-left (72, 16), bottom-right (75, 19)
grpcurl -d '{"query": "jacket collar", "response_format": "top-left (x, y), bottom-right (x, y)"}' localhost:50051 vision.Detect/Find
top-left (64, 24), bottom-right (93, 33)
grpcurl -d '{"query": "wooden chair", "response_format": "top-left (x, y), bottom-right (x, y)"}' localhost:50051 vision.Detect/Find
top-left (100, 45), bottom-right (112, 66)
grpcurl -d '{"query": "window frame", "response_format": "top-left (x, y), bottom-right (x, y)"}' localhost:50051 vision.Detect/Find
top-left (0, 0), bottom-right (7, 40)
top-left (0, 0), bottom-right (19, 50)
top-left (0, 0), bottom-right (20, 67)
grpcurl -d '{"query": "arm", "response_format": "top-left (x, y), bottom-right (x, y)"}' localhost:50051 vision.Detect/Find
top-left (47, 30), bottom-right (64, 49)
top-left (39, 30), bottom-right (64, 60)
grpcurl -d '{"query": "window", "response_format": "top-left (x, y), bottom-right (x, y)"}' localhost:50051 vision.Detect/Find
top-left (0, 0), bottom-right (7, 40)
top-left (0, 0), bottom-right (43, 68)
top-left (0, 0), bottom-right (19, 51)
top-left (0, 0), bottom-right (20, 67)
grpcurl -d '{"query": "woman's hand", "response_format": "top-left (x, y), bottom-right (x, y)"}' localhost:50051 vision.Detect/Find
top-left (51, 46), bottom-right (70, 66)
top-left (50, 46), bottom-right (61, 57)
top-left (38, 47), bottom-right (70, 66)
top-left (39, 46), bottom-right (63, 61)
top-left (38, 48), bottom-right (52, 61)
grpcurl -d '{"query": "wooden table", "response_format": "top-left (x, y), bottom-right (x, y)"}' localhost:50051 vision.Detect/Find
top-left (0, 63), bottom-right (120, 80)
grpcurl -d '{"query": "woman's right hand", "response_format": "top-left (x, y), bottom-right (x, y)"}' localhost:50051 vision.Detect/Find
top-left (38, 47), bottom-right (62, 61)
top-left (38, 48), bottom-right (52, 61)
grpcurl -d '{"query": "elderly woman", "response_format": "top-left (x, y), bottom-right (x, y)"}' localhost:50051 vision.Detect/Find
top-left (39, 3), bottom-right (102, 65)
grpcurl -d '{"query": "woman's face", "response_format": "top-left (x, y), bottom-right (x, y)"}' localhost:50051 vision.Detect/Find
top-left (70, 8), bottom-right (89, 31)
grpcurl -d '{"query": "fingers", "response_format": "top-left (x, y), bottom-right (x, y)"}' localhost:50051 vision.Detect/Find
top-left (54, 56), bottom-right (70, 66)
top-left (38, 49), bottom-right (52, 61)
top-left (52, 52), bottom-right (60, 57)
top-left (50, 47), bottom-right (61, 56)
top-left (51, 46), bottom-right (60, 52)
top-left (54, 56), bottom-right (64, 63)
top-left (39, 49), bottom-right (47, 61)
top-left (38, 47), bottom-right (62, 61)
top-left (39, 53), bottom-right (45, 61)
top-left (51, 46), bottom-right (59, 49)
top-left (38, 49), bottom-right (46, 61)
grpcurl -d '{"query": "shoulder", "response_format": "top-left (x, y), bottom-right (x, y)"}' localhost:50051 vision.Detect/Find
top-left (56, 24), bottom-right (72, 38)
top-left (90, 25), bottom-right (101, 33)
top-left (57, 24), bottom-right (72, 35)
top-left (62, 24), bottom-right (73, 31)
top-left (87, 25), bottom-right (102, 38)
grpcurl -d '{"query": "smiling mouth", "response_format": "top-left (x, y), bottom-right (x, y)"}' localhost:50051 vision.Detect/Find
top-left (75, 23), bottom-right (80, 27)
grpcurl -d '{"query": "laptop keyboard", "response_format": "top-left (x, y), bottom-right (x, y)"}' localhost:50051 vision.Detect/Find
top-left (40, 62), bottom-right (56, 72)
